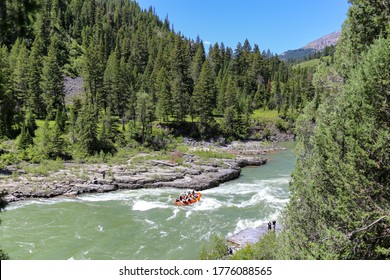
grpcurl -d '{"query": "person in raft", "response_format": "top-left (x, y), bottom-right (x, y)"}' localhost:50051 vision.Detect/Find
top-left (176, 190), bottom-right (198, 203)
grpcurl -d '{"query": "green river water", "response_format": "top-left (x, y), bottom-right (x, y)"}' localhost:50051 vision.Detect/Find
top-left (0, 142), bottom-right (295, 260)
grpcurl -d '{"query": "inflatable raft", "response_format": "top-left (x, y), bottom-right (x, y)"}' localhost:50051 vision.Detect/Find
top-left (175, 192), bottom-right (202, 206)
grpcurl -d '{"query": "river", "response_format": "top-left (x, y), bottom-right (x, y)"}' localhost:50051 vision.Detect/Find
top-left (0, 142), bottom-right (295, 260)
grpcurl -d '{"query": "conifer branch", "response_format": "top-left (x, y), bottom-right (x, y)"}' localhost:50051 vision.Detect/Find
top-left (346, 216), bottom-right (387, 239)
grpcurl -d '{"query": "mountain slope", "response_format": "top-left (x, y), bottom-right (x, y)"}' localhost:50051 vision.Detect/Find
top-left (303, 30), bottom-right (341, 50)
top-left (280, 30), bottom-right (341, 61)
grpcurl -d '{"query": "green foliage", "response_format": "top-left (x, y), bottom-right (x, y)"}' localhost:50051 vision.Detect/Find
top-left (0, 191), bottom-right (8, 260)
top-left (155, 67), bottom-right (171, 122)
top-left (41, 34), bottom-right (65, 117)
top-left (193, 149), bottom-right (236, 160)
top-left (0, 0), bottom-right (321, 153)
top-left (230, 232), bottom-right (279, 260)
top-left (274, 118), bottom-right (289, 132)
top-left (23, 158), bottom-right (65, 176)
top-left (146, 126), bottom-right (175, 151)
top-left (136, 91), bottom-right (155, 143)
top-left (251, 109), bottom-right (278, 124)
top-left (75, 103), bottom-right (99, 156)
top-left (192, 60), bottom-right (216, 131)
top-left (335, 0), bottom-right (389, 77)
top-left (98, 110), bottom-right (118, 155)
top-left (282, 36), bottom-right (390, 260)
top-left (199, 234), bottom-right (229, 260)
top-left (16, 126), bottom-right (33, 149)
top-left (175, 144), bottom-right (189, 154)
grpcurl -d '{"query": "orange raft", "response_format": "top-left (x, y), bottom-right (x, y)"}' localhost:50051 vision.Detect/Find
top-left (175, 192), bottom-right (202, 206)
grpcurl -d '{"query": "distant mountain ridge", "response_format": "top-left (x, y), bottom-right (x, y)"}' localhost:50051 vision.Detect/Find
top-left (303, 30), bottom-right (341, 50)
top-left (280, 30), bottom-right (341, 61)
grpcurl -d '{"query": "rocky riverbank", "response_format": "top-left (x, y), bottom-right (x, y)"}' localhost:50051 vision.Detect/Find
top-left (227, 222), bottom-right (283, 251)
top-left (0, 141), bottom-right (284, 203)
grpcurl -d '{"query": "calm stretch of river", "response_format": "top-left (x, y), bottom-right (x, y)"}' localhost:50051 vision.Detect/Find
top-left (0, 143), bottom-right (295, 260)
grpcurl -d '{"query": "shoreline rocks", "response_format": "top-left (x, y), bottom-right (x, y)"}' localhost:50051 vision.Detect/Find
top-left (0, 141), bottom-right (282, 203)
top-left (227, 222), bottom-right (283, 251)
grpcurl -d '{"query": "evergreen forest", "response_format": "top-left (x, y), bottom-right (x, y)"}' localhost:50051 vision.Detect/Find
top-left (0, 0), bottom-right (322, 164)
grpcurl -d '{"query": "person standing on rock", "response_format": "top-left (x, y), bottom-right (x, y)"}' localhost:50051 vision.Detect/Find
top-left (272, 220), bottom-right (276, 231)
top-left (268, 221), bottom-right (272, 231)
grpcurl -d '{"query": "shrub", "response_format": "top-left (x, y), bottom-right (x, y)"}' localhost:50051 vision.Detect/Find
top-left (230, 232), bottom-right (279, 260)
top-left (275, 118), bottom-right (290, 132)
top-left (193, 149), bottom-right (236, 160)
top-left (199, 234), bottom-right (229, 260)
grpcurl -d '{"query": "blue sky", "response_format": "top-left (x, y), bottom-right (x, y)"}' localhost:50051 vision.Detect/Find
top-left (136, 0), bottom-right (350, 54)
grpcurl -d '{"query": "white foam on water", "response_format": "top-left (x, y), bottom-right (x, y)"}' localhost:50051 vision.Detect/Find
top-left (206, 176), bottom-right (290, 194)
top-left (132, 200), bottom-right (170, 211)
top-left (144, 219), bottom-right (155, 225)
top-left (77, 192), bottom-right (132, 202)
top-left (228, 218), bottom-right (268, 236)
top-left (97, 225), bottom-right (104, 232)
top-left (166, 208), bottom-right (180, 221)
top-left (193, 197), bottom-right (223, 211)
top-left (204, 183), bottom-right (257, 195)
top-left (180, 234), bottom-right (189, 241)
top-left (135, 245), bottom-right (145, 255)
top-left (17, 241), bottom-right (35, 254)
top-left (6, 197), bottom-right (77, 210)
top-left (160, 231), bottom-right (168, 238)
top-left (185, 210), bottom-right (192, 218)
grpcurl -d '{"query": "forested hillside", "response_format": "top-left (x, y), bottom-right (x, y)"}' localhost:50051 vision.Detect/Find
top-left (247, 0), bottom-right (389, 260)
top-left (280, 0), bottom-right (389, 259)
top-left (201, 0), bottom-right (389, 261)
top-left (0, 0), bottom-right (322, 163)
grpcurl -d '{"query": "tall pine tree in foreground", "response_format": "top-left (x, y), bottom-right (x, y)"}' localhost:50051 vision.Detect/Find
top-left (279, 0), bottom-right (390, 260)
top-left (281, 36), bottom-right (390, 260)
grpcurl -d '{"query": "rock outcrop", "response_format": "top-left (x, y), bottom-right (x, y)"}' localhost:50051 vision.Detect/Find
top-left (0, 141), bottom-right (279, 202)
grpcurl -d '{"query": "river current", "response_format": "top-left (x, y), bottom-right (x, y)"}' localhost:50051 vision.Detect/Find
top-left (0, 142), bottom-right (295, 260)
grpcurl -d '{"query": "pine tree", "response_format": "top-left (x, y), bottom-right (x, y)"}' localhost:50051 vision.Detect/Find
top-left (76, 103), bottom-right (99, 156)
top-left (12, 40), bottom-right (29, 112)
top-left (170, 36), bottom-right (192, 122)
top-left (48, 117), bottom-right (68, 159)
top-left (33, 117), bottom-right (50, 157)
top-left (103, 51), bottom-right (120, 112)
top-left (281, 35), bottom-right (390, 260)
top-left (221, 77), bottom-right (241, 138)
top-left (16, 125), bottom-right (33, 149)
top-left (28, 37), bottom-right (46, 118)
top-left (170, 75), bottom-right (189, 123)
top-left (24, 109), bottom-right (38, 138)
top-left (41, 34), bottom-right (65, 118)
top-left (155, 67), bottom-right (171, 122)
top-left (191, 42), bottom-right (205, 84)
top-left (117, 57), bottom-right (131, 131)
top-left (0, 45), bottom-right (14, 137)
top-left (335, 0), bottom-right (389, 77)
top-left (82, 37), bottom-right (105, 106)
top-left (98, 109), bottom-right (118, 155)
top-left (137, 91), bottom-right (155, 143)
top-left (54, 108), bottom-right (67, 133)
top-left (192, 60), bottom-right (216, 130)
